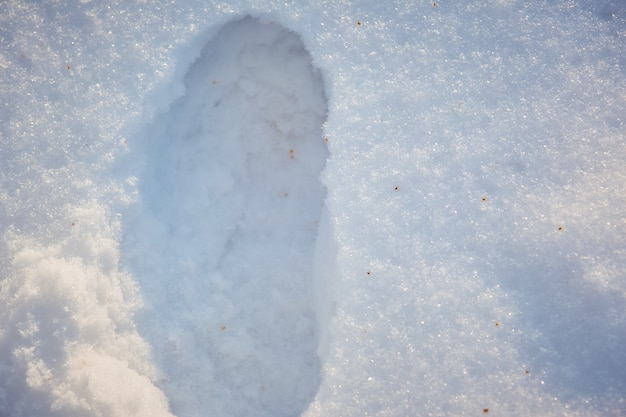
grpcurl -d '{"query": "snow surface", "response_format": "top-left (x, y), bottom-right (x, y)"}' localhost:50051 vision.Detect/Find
top-left (1, 1), bottom-right (625, 416)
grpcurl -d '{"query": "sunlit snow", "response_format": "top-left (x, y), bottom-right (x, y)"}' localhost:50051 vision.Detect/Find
top-left (1, 1), bottom-right (625, 416)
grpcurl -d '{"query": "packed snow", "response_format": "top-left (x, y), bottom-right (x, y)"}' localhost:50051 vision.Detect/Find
top-left (1, 1), bottom-right (625, 416)
top-left (121, 17), bottom-right (328, 416)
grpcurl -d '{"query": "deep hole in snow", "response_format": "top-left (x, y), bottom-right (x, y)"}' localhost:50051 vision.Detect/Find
top-left (123, 16), bottom-right (329, 417)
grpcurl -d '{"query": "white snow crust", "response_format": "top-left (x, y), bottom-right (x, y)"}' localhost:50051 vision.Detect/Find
top-left (1, 1), bottom-right (625, 416)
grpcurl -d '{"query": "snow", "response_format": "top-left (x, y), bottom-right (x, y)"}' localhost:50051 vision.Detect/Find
top-left (1, 1), bottom-right (625, 416)
top-left (121, 16), bottom-right (328, 416)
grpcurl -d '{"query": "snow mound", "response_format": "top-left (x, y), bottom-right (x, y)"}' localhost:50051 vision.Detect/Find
top-left (122, 16), bottom-right (329, 417)
top-left (0, 204), bottom-right (173, 417)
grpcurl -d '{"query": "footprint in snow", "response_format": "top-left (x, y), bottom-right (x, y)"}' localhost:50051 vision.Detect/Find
top-left (123, 16), bottom-right (329, 417)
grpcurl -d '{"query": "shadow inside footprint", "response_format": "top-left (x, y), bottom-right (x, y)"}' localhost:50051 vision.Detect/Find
top-left (123, 16), bottom-right (329, 417)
